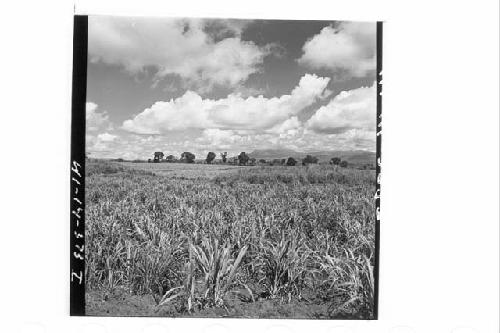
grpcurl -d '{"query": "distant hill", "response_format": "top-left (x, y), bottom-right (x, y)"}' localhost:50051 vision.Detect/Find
top-left (248, 148), bottom-right (375, 165)
top-left (248, 148), bottom-right (300, 160)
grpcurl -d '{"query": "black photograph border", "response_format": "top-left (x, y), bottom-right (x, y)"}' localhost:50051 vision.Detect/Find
top-left (374, 21), bottom-right (382, 320)
top-left (70, 15), bottom-right (88, 316)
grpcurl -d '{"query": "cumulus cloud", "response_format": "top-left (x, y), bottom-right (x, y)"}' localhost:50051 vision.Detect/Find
top-left (298, 22), bottom-right (376, 77)
top-left (198, 129), bottom-right (239, 144)
top-left (294, 129), bottom-right (374, 152)
top-left (306, 82), bottom-right (376, 134)
top-left (86, 131), bottom-right (119, 156)
top-left (266, 116), bottom-right (301, 136)
top-left (122, 74), bottom-right (330, 134)
top-left (89, 16), bottom-right (271, 91)
top-left (86, 134), bottom-right (109, 153)
top-left (86, 102), bottom-right (111, 131)
top-left (87, 125), bottom-right (375, 160)
top-left (97, 132), bottom-right (118, 142)
top-left (193, 129), bottom-right (246, 151)
top-left (87, 81), bottom-right (377, 160)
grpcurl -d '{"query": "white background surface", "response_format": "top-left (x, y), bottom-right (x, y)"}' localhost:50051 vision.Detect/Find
top-left (0, 0), bottom-right (498, 332)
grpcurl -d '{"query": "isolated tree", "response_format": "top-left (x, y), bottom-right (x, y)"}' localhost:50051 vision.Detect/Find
top-left (181, 152), bottom-right (196, 163)
top-left (165, 155), bottom-right (177, 163)
top-left (147, 158), bottom-right (152, 163)
top-left (330, 157), bottom-right (341, 166)
top-left (286, 157), bottom-right (297, 166)
top-left (220, 152), bottom-right (228, 163)
top-left (206, 152), bottom-right (216, 164)
top-left (340, 160), bottom-right (348, 168)
top-left (302, 155), bottom-right (318, 165)
top-left (153, 152), bottom-right (164, 163)
top-left (238, 152), bottom-right (249, 165)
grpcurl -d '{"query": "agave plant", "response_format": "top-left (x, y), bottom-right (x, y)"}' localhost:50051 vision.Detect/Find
top-left (256, 230), bottom-right (311, 300)
top-left (158, 236), bottom-right (248, 310)
top-left (318, 250), bottom-right (375, 318)
top-left (190, 236), bottom-right (248, 307)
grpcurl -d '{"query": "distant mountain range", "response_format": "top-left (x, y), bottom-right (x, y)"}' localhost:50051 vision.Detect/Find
top-left (248, 148), bottom-right (376, 165)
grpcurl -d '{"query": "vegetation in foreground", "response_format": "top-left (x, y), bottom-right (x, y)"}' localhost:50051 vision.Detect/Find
top-left (85, 160), bottom-right (376, 318)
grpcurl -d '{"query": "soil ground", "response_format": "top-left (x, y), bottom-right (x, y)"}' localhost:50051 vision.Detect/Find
top-left (86, 289), bottom-right (333, 319)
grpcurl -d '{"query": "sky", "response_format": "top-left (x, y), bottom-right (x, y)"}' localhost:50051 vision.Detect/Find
top-left (86, 16), bottom-right (377, 160)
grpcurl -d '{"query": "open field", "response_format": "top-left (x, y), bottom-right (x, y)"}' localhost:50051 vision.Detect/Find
top-left (85, 160), bottom-right (376, 318)
top-left (120, 161), bottom-right (246, 178)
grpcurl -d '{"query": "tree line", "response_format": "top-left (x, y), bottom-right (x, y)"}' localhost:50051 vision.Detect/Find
top-left (147, 151), bottom-right (351, 167)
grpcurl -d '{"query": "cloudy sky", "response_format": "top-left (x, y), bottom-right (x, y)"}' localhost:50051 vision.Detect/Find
top-left (86, 16), bottom-right (377, 160)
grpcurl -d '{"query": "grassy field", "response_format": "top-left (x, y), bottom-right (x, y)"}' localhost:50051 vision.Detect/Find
top-left (85, 160), bottom-right (376, 318)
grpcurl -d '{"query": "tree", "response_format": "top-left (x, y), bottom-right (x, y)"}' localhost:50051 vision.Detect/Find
top-left (165, 155), bottom-right (177, 163)
top-left (330, 157), bottom-right (341, 166)
top-left (259, 159), bottom-right (267, 164)
top-left (281, 159), bottom-right (286, 165)
top-left (153, 151), bottom-right (164, 163)
top-left (147, 158), bottom-right (152, 163)
top-left (340, 160), bottom-right (348, 168)
top-left (249, 158), bottom-right (256, 165)
top-left (206, 152), bottom-right (216, 164)
top-left (181, 152), bottom-right (196, 163)
top-left (238, 152), bottom-right (249, 165)
top-left (302, 155), bottom-right (318, 165)
top-left (286, 157), bottom-right (297, 166)
top-left (220, 152), bottom-right (228, 163)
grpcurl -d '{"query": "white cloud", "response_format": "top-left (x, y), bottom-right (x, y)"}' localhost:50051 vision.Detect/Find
top-left (89, 16), bottom-right (270, 91)
top-left (86, 131), bottom-right (119, 156)
top-left (87, 125), bottom-right (375, 160)
top-left (198, 129), bottom-right (240, 145)
top-left (266, 116), bottom-right (301, 136)
top-left (306, 82), bottom-right (376, 134)
top-left (298, 22), bottom-right (376, 77)
top-left (190, 125), bottom-right (374, 156)
top-left (86, 102), bottom-right (110, 131)
top-left (295, 129), bottom-right (374, 152)
top-left (86, 134), bottom-right (109, 153)
top-left (97, 132), bottom-right (118, 142)
top-left (122, 73), bottom-right (330, 134)
top-left (88, 81), bottom-right (377, 160)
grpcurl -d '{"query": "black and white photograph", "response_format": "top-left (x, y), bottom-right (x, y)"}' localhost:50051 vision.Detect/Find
top-left (1, 0), bottom-right (499, 332)
top-left (80, 15), bottom-right (380, 319)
